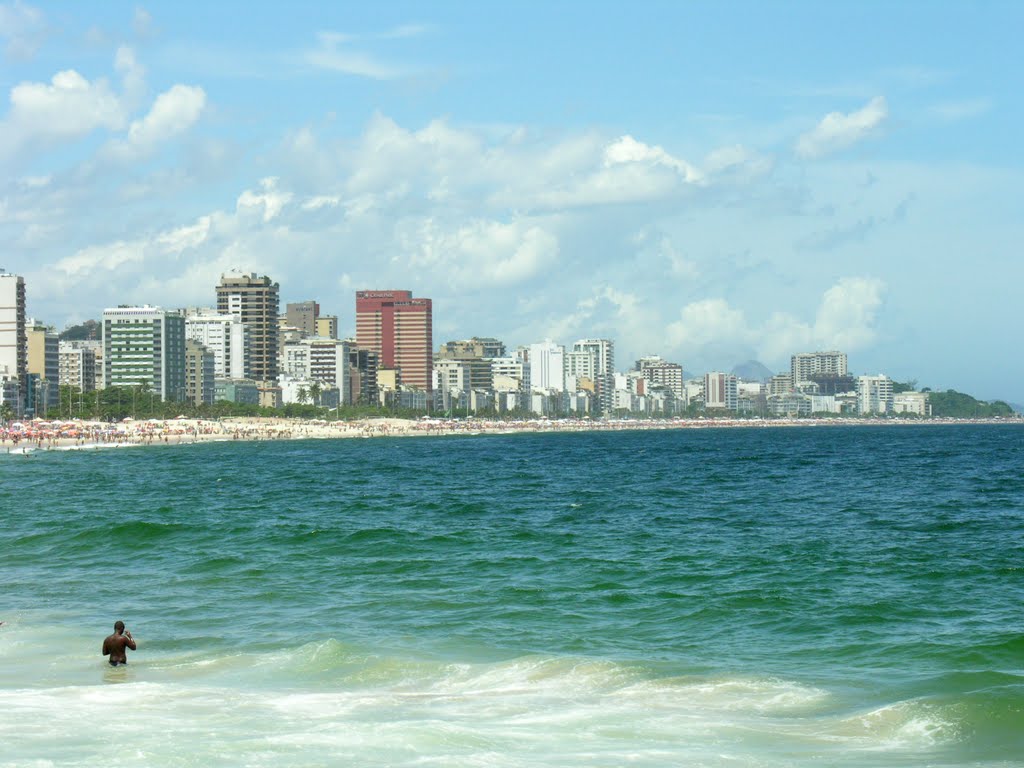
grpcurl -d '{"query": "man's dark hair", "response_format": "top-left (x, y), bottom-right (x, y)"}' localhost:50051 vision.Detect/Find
top-left (114, 620), bottom-right (125, 632)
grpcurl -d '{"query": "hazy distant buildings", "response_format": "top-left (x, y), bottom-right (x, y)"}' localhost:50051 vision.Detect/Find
top-left (355, 290), bottom-right (433, 392)
top-left (216, 273), bottom-right (279, 384)
top-left (102, 306), bottom-right (186, 401)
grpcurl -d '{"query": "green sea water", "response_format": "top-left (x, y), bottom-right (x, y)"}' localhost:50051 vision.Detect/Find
top-left (1, 424), bottom-right (1022, 766)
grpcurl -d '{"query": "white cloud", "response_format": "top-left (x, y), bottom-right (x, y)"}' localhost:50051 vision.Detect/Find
top-left (127, 83), bottom-right (205, 147)
top-left (3, 69), bottom-right (124, 148)
top-left (400, 217), bottom-right (558, 288)
top-left (0, 0), bottom-right (45, 60)
top-left (236, 177), bottom-right (293, 222)
top-left (795, 96), bottom-right (888, 159)
top-left (115, 45), bottom-right (146, 106)
top-left (665, 277), bottom-right (886, 366)
top-left (305, 31), bottom-right (402, 79)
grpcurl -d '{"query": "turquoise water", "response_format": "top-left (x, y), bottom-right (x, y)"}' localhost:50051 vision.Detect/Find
top-left (1, 425), bottom-right (1022, 766)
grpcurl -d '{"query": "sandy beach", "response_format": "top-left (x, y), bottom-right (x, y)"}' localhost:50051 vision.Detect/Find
top-left (1, 413), bottom-right (1020, 454)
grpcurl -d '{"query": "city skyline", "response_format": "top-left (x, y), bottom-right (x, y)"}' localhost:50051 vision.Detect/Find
top-left (1, 2), bottom-right (1021, 402)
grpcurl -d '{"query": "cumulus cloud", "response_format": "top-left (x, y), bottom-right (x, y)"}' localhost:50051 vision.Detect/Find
top-left (400, 217), bottom-right (558, 288)
top-left (795, 96), bottom-right (888, 159)
top-left (665, 277), bottom-right (886, 366)
top-left (127, 83), bottom-right (205, 147)
top-left (2, 69), bottom-right (124, 150)
top-left (236, 177), bottom-right (293, 222)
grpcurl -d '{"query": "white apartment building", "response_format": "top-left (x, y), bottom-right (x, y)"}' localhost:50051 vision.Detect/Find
top-left (893, 391), bottom-right (931, 416)
top-left (490, 357), bottom-right (524, 392)
top-left (858, 374), bottom-right (894, 414)
top-left (102, 306), bottom-right (186, 401)
top-left (0, 271), bottom-right (27, 398)
top-left (528, 340), bottom-right (565, 392)
top-left (791, 351), bottom-right (848, 386)
top-left (281, 337), bottom-right (351, 402)
top-left (638, 358), bottom-right (685, 402)
top-left (185, 311), bottom-right (250, 379)
top-left (434, 358), bottom-right (471, 399)
top-left (704, 372), bottom-right (739, 411)
top-left (59, 340), bottom-right (100, 392)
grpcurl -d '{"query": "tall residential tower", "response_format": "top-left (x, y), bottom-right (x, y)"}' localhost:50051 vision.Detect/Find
top-left (216, 273), bottom-right (279, 383)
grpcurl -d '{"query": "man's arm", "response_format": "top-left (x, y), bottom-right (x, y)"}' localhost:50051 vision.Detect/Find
top-left (124, 631), bottom-right (137, 651)
top-left (102, 637), bottom-right (110, 656)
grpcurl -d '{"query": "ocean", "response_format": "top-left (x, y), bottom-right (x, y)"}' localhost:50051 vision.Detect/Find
top-left (1, 424), bottom-right (1022, 766)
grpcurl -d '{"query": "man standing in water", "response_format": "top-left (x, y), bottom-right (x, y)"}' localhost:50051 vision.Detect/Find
top-left (102, 621), bottom-right (136, 666)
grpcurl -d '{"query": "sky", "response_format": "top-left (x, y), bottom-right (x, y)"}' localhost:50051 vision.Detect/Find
top-left (1, 1), bottom-right (1021, 401)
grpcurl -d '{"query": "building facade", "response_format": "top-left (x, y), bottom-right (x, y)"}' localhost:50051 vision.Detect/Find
top-left (857, 374), bottom-right (894, 415)
top-left (59, 340), bottom-right (98, 393)
top-left (26, 322), bottom-right (59, 412)
top-left (184, 339), bottom-right (216, 406)
top-left (355, 290), bottom-right (433, 392)
top-left (527, 340), bottom-right (565, 392)
top-left (216, 272), bottom-right (279, 383)
top-left (0, 271), bottom-right (27, 404)
top-left (791, 351), bottom-right (848, 387)
top-left (285, 301), bottom-right (319, 336)
top-left (185, 311), bottom-right (250, 380)
top-left (102, 306), bottom-right (186, 401)
top-left (704, 371), bottom-right (739, 411)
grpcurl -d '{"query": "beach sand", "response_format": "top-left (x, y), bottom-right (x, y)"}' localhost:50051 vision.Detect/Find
top-left (2, 413), bottom-right (1020, 454)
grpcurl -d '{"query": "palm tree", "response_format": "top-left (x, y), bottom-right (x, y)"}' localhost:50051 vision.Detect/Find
top-left (297, 386), bottom-right (310, 405)
top-left (309, 381), bottom-right (322, 407)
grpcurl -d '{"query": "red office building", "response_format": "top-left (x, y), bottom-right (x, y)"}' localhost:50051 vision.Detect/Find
top-left (355, 290), bottom-right (433, 392)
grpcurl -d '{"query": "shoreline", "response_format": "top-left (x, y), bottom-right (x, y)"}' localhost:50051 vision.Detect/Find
top-left (2, 414), bottom-right (1021, 454)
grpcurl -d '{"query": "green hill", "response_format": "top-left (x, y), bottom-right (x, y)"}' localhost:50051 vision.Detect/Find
top-left (925, 389), bottom-right (1014, 418)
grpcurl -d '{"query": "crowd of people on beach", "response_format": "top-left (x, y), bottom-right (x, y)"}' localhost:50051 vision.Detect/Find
top-left (1, 412), bottom-right (1017, 454)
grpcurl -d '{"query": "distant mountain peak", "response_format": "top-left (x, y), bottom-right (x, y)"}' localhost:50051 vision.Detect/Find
top-left (731, 360), bottom-right (774, 382)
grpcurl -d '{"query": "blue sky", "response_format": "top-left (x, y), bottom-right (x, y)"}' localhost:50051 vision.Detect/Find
top-left (1, 1), bottom-right (1021, 401)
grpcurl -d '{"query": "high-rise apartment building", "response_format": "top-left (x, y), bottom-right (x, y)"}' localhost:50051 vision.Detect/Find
top-left (0, 271), bottom-right (27, 402)
top-left (59, 340), bottom-right (98, 392)
top-left (285, 301), bottom-right (319, 336)
top-left (704, 371), bottom-right (739, 411)
top-left (26, 321), bottom-right (59, 412)
top-left (638, 358), bottom-right (685, 402)
top-left (102, 306), bottom-right (186, 401)
top-left (355, 290), bottom-right (433, 392)
top-left (316, 315), bottom-right (339, 340)
top-left (572, 339), bottom-right (614, 413)
top-left (857, 374), bottom-right (893, 415)
top-left (216, 273), bottom-right (279, 383)
top-left (184, 339), bottom-right (215, 405)
top-left (791, 351), bottom-right (848, 387)
top-left (527, 340), bottom-right (565, 392)
top-left (184, 311), bottom-right (250, 379)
